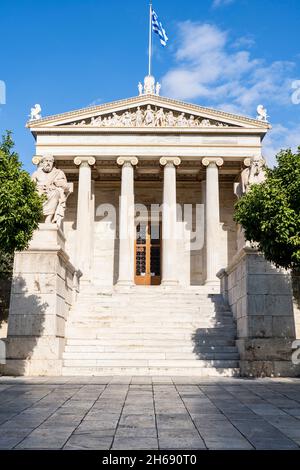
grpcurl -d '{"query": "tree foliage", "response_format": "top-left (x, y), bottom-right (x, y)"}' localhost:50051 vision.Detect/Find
top-left (0, 131), bottom-right (43, 254)
top-left (234, 148), bottom-right (300, 270)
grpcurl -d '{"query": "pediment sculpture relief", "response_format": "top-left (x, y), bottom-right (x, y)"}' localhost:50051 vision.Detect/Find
top-left (67, 106), bottom-right (231, 128)
top-left (31, 155), bottom-right (72, 227)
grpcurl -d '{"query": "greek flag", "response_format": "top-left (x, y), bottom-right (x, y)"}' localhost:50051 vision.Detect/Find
top-left (152, 9), bottom-right (168, 47)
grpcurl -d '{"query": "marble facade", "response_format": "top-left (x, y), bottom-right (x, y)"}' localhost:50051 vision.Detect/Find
top-left (2, 86), bottom-right (299, 377)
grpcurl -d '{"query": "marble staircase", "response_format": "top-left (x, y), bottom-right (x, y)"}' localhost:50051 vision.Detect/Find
top-left (62, 287), bottom-right (240, 376)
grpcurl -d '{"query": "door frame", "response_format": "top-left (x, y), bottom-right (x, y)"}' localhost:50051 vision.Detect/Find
top-left (134, 219), bottom-right (161, 286)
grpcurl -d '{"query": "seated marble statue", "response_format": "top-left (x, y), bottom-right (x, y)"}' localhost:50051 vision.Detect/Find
top-left (31, 155), bottom-right (71, 227)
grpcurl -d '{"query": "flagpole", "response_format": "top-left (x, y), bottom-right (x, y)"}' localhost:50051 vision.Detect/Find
top-left (148, 0), bottom-right (152, 76)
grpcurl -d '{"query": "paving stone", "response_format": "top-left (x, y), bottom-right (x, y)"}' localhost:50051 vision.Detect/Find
top-left (1, 377), bottom-right (300, 450)
top-left (116, 426), bottom-right (157, 438)
top-left (0, 436), bottom-right (28, 449)
top-left (250, 438), bottom-right (299, 450)
top-left (157, 430), bottom-right (205, 450)
top-left (203, 437), bottom-right (253, 450)
top-left (63, 435), bottom-right (113, 450)
top-left (119, 414), bottom-right (155, 428)
top-left (112, 437), bottom-right (158, 450)
top-left (16, 427), bottom-right (74, 449)
top-left (156, 414), bottom-right (196, 430)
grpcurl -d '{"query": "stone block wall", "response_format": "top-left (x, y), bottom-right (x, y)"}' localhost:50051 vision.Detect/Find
top-left (219, 247), bottom-right (300, 377)
top-left (3, 225), bottom-right (80, 376)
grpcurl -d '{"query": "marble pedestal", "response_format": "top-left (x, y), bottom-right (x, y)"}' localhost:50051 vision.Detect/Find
top-left (219, 247), bottom-right (300, 377)
top-left (4, 224), bottom-right (80, 376)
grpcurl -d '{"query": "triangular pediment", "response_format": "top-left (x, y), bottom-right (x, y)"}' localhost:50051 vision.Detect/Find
top-left (26, 94), bottom-right (270, 130)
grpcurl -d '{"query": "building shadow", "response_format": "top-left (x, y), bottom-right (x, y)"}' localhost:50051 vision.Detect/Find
top-left (2, 275), bottom-right (48, 376)
top-left (191, 294), bottom-right (239, 376)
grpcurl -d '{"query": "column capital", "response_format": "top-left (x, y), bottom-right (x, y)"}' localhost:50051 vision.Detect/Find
top-left (32, 155), bottom-right (42, 165)
top-left (117, 156), bottom-right (138, 167)
top-left (202, 157), bottom-right (224, 167)
top-left (243, 158), bottom-right (252, 167)
top-left (74, 156), bottom-right (96, 166)
top-left (159, 157), bottom-right (181, 167)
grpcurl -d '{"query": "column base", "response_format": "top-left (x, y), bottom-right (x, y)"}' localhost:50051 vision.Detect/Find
top-left (205, 279), bottom-right (220, 286)
top-left (116, 280), bottom-right (135, 287)
top-left (161, 280), bottom-right (179, 287)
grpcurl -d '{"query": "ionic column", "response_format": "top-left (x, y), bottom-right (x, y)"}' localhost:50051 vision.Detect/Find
top-left (117, 156), bottom-right (138, 286)
top-left (74, 156), bottom-right (95, 282)
top-left (202, 157), bottom-right (224, 285)
top-left (160, 157), bottom-right (181, 286)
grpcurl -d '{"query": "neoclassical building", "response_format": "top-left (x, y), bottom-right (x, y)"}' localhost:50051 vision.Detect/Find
top-left (3, 78), bottom-right (300, 377)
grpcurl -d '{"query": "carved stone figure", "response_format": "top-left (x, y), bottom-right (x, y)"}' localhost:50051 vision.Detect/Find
top-left (111, 113), bottom-right (120, 126)
top-left (144, 75), bottom-right (155, 94)
top-left (256, 105), bottom-right (269, 122)
top-left (177, 113), bottom-right (187, 127)
top-left (31, 155), bottom-right (71, 227)
top-left (166, 111), bottom-right (176, 127)
top-left (138, 82), bottom-right (143, 96)
top-left (155, 107), bottom-right (165, 127)
top-left (122, 111), bottom-right (132, 126)
top-left (69, 106), bottom-right (231, 128)
top-left (188, 115), bottom-right (198, 127)
top-left (200, 119), bottom-right (211, 127)
top-left (30, 104), bottom-right (42, 121)
top-left (239, 156), bottom-right (266, 195)
top-left (144, 105), bottom-right (155, 126)
top-left (135, 107), bottom-right (144, 127)
top-left (155, 82), bottom-right (161, 96)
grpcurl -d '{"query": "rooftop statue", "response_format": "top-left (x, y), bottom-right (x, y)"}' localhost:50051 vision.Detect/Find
top-left (29, 103), bottom-right (42, 121)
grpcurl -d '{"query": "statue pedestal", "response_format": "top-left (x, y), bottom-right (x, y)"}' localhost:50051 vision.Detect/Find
top-left (218, 248), bottom-right (300, 377)
top-left (4, 224), bottom-right (80, 376)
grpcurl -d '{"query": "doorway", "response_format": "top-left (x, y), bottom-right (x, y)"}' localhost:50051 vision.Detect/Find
top-left (135, 221), bottom-right (161, 285)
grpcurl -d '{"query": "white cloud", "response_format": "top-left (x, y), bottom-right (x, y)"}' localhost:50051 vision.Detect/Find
top-left (161, 22), bottom-right (296, 116)
top-left (212, 0), bottom-right (235, 7)
top-left (263, 123), bottom-right (300, 166)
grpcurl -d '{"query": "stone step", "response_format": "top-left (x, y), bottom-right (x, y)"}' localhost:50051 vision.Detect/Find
top-left (72, 311), bottom-right (232, 318)
top-left (65, 329), bottom-right (236, 340)
top-left (64, 344), bottom-right (238, 353)
top-left (68, 320), bottom-right (235, 330)
top-left (62, 351), bottom-right (240, 360)
top-left (62, 366), bottom-right (239, 377)
top-left (66, 338), bottom-right (237, 347)
top-left (62, 358), bottom-right (239, 368)
top-left (71, 307), bottom-right (232, 316)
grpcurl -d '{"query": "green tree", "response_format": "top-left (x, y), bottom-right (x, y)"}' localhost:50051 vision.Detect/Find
top-left (234, 148), bottom-right (300, 270)
top-left (0, 131), bottom-right (43, 255)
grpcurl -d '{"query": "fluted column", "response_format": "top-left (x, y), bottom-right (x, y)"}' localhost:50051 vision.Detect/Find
top-left (160, 157), bottom-right (181, 286)
top-left (202, 157), bottom-right (224, 284)
top-left (74, 156), bottom-right (95, 281)
top-left (117, 156), bottom-right (138, 286)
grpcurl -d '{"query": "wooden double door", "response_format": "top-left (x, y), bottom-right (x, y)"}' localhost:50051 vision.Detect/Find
top-left (135, 221), bottom-right (161, 285)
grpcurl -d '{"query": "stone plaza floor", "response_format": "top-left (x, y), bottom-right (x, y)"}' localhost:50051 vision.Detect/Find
top-left (0, 376), bottom-right (300, 450)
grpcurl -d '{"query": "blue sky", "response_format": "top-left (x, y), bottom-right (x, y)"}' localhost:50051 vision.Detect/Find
top-left (0, 0), bottom-right (299, 171)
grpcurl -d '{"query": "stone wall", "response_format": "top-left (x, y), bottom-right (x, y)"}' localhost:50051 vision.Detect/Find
top-left (3, 224), bottom-right (80, 376)
top-left (219, 248), bottom-right (300, 377)
top-left (0, 278), bottom-right (11, 339)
